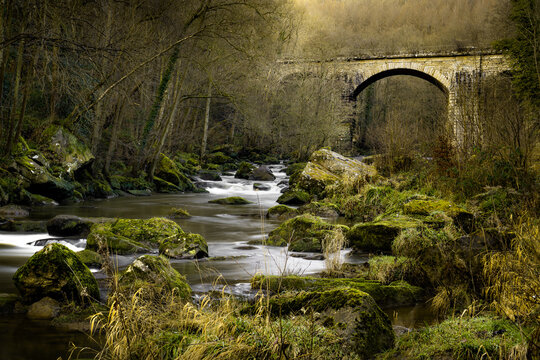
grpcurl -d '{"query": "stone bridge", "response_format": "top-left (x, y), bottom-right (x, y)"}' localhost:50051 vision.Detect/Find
top-left (278, 50), bottom-right (511, 141)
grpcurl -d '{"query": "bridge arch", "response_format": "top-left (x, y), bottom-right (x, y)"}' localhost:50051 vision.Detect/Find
top-left (351, 67), bottom-right (451, 99)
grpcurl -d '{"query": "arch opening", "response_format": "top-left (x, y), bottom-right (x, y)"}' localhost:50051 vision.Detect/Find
top-left (351, 68), bottom-right (449, 99)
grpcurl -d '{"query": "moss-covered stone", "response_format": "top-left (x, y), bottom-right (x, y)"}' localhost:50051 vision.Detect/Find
top-left (251, 275), bottom-right (424, 309)
top-left (76, 249), bottom-right (104, 268)
top-left (119, 255), bottom-right (191, 300)
top-left (205, 152), bottom-right (233, 165)
top-left (159, 233), bottom-right (208, 259)
top-left (266, 205), bottom-right (299, 220)
top-left (198, 170), bottom-right (222, 181)
top-left (297, 149), bottom-right (377, 196)
top-left (13, 243), bottom-right (99, 304)
top-left (249, 166), bottom-right (275, 181)
top-left (47, 215), bottom-right (112, 237)
top-left (109, 175), bottom-right (153, 192)
top-left (267, 214), bottom-right (349, 252)
top-left (209, 197), bottom-right (252, 205)
top-left (86, 223), bottom-right (150, 255)
top-left (347, 216), bottom-right (421, 252)
top-left (266, 287), bottom-right (395, 358)
top-left (153, 176), bottom-right (182, 193)
top-left (299, 201), bottom-right (340, 218)
top-left (277, 189), bottom-right (311, 205)
top-left (403, 199), bottom-right (474, 232)
top-left (234, 161), bottom-right (255, 179)
top-left (168, 207), bottom-right (191, 219)
top-left (155, 153), bottom-right (195, 192)
top-left (86, 217), bottom-right (208, 259)
top-left (44, 126), bottom-right (94, 176)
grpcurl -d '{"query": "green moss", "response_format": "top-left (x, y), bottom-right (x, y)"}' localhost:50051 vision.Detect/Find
top-left (266, 205), bottom-right (299, 220)
top-left (155, 153), bottom-right (195, 191)
top-left (159, 233), bottom-right (208, 259)
top-left (108, 217), bottom-right (181, 244)
top-left (109, 175), bottom-right (153, 191)
top-left (86, 224), bottom-right (148, 254)
top-left (251, 275), bottom-right (424, 308)
top-left (235, 161), bottom-right (255, 179)
top-left (119, 255), bottom-right (191, 300)
top-left (76, 249), bottom-right (104, 268)
top-left (208, 196), bottom-right (252, 205)
top-left (378, 315), bottom-right (529, 360)
top-left (277, 189), bottom-right (311, 205)
top-left (205, 152), bottom-right (233, 165)
top-left (153, 176), bottom-right (182, 193)
top-left (403, 199), bottom-right (473, 231)
top-left (13, 243), bottom-right (99, 303)
top-left (168, 207), bottom-right (191, 219)
top-left (266, 287), bottom-right (395, 358)
top-left (347, 216), bottom-right (421, 252)
top-left (266, 214), bottom-right (348, 252)
top-left (299, 201), bottom-right (340, 217)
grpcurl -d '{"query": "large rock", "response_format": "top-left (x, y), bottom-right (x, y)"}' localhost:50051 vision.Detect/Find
top-left (347, 216), bottom-right (420, 252)
top-left (86, 217), bottom-right (208, 259)
top-left (27, 297), bottom-right (60, 319)
top-left (251, 275), bottom-right (424, 309)
top-left (13, 243), bottom-right (99, 303)
top-left (13, 155), bottom-right (75, 201)
top-left (155, 154), bottom-right (195, 192)
top-left (299, 201), bottom-right (340, 218)
top-left (297, 149), bottom-right (377, 196)
top-left (234, 162), bottom-right (255, 179)
top-left (266, 205), bottom-right (299, 220)
top-left (208, 197), bottom-right (252, 205)
top-left (249, 166), bottom-right (275, 181)
top-left (267, 214), bottom-right (349, 252)
top-left (46, 126), bottom-right (94, 176)
top-left (159, 233), bottom-right (209, 259)
top-left (403, 199), bottom-right (474, 232)
top-left (119, 255), bottom-right (191, 300)
top-left (267, 287), bottom-right (395, 358)
top-left (46, 215), bottom-right (112, 237)
top-left (277, 189), bottom-right (311, 205)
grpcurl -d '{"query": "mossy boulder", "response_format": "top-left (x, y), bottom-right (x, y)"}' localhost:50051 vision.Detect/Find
top-left (46, 215), bottom-right (112, 237)
top-left (119, 255), bottom-right (191, 300)
top-left (267, 214), bottom-right (349, 252)
top-left (403, 199), bottom-right (474, 232)
top-left (234, 161), bottom-right (255, 179)
top-left (76, 249), bottom-right (104, 268)
top-left (249, 166), bottom-right (275, 181)
top-left (86, 218), bottom-right (208, 259)
top-left (153, 176), bottom-right (182, 193)
top-left (45, 126), bottom-right (94, 176)
top-left (299, 201), bottom-right (340, 218)
top-left (109, 175), bottom-right (153, 192)
top-left (267, 287), bottom-right (395, 358)
top-left (205, 152), bottom-right (233, 165)
top-left (198, 170), bottom-right (222, 181)
top-left (14, 155), bottom-right (75, 201)
top-left (251, 275), bottom-right (424, 309)
top-left (159, 233), bottom-right (208, 259)
top-left (347, 217), bottom-right (420, 252)
top-left (167, 207), bottom-right (191, 219)
top-left (266, 205), bottom-right (299, 220)
top-left (13, 243), bottom-right (99, 304)
top-left (155, 154), bottom-right (195, 192)
top-left (86, 223), bottom-right (149, 254)
top-left (297, 149), bottom-right (377, 196)
top-left (277, 189), bottom-right (311, 205)
top-left (209, 197), bottom-right (252, 205)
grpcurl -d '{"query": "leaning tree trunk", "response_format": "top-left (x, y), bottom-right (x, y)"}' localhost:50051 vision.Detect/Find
top-left (200, 79), bottom-right (212, 161)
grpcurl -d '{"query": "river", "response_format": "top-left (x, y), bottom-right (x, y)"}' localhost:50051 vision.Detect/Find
top-left (0, 164), bottom-right (434, 359)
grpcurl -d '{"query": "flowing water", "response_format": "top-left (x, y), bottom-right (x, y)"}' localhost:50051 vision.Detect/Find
top-left (0, 164), bottom-right (432, 359)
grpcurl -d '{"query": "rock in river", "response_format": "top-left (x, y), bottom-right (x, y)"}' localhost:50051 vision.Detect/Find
top-left (13, 243), bottom-right (100, 304)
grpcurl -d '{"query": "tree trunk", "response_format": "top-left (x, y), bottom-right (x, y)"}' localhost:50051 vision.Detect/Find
top-left (104, 99), bottom-right (126, 176)
top-left (5, 38), bottom-right (24, 155)
top-left (200, 79), bottom-right (212, 161)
